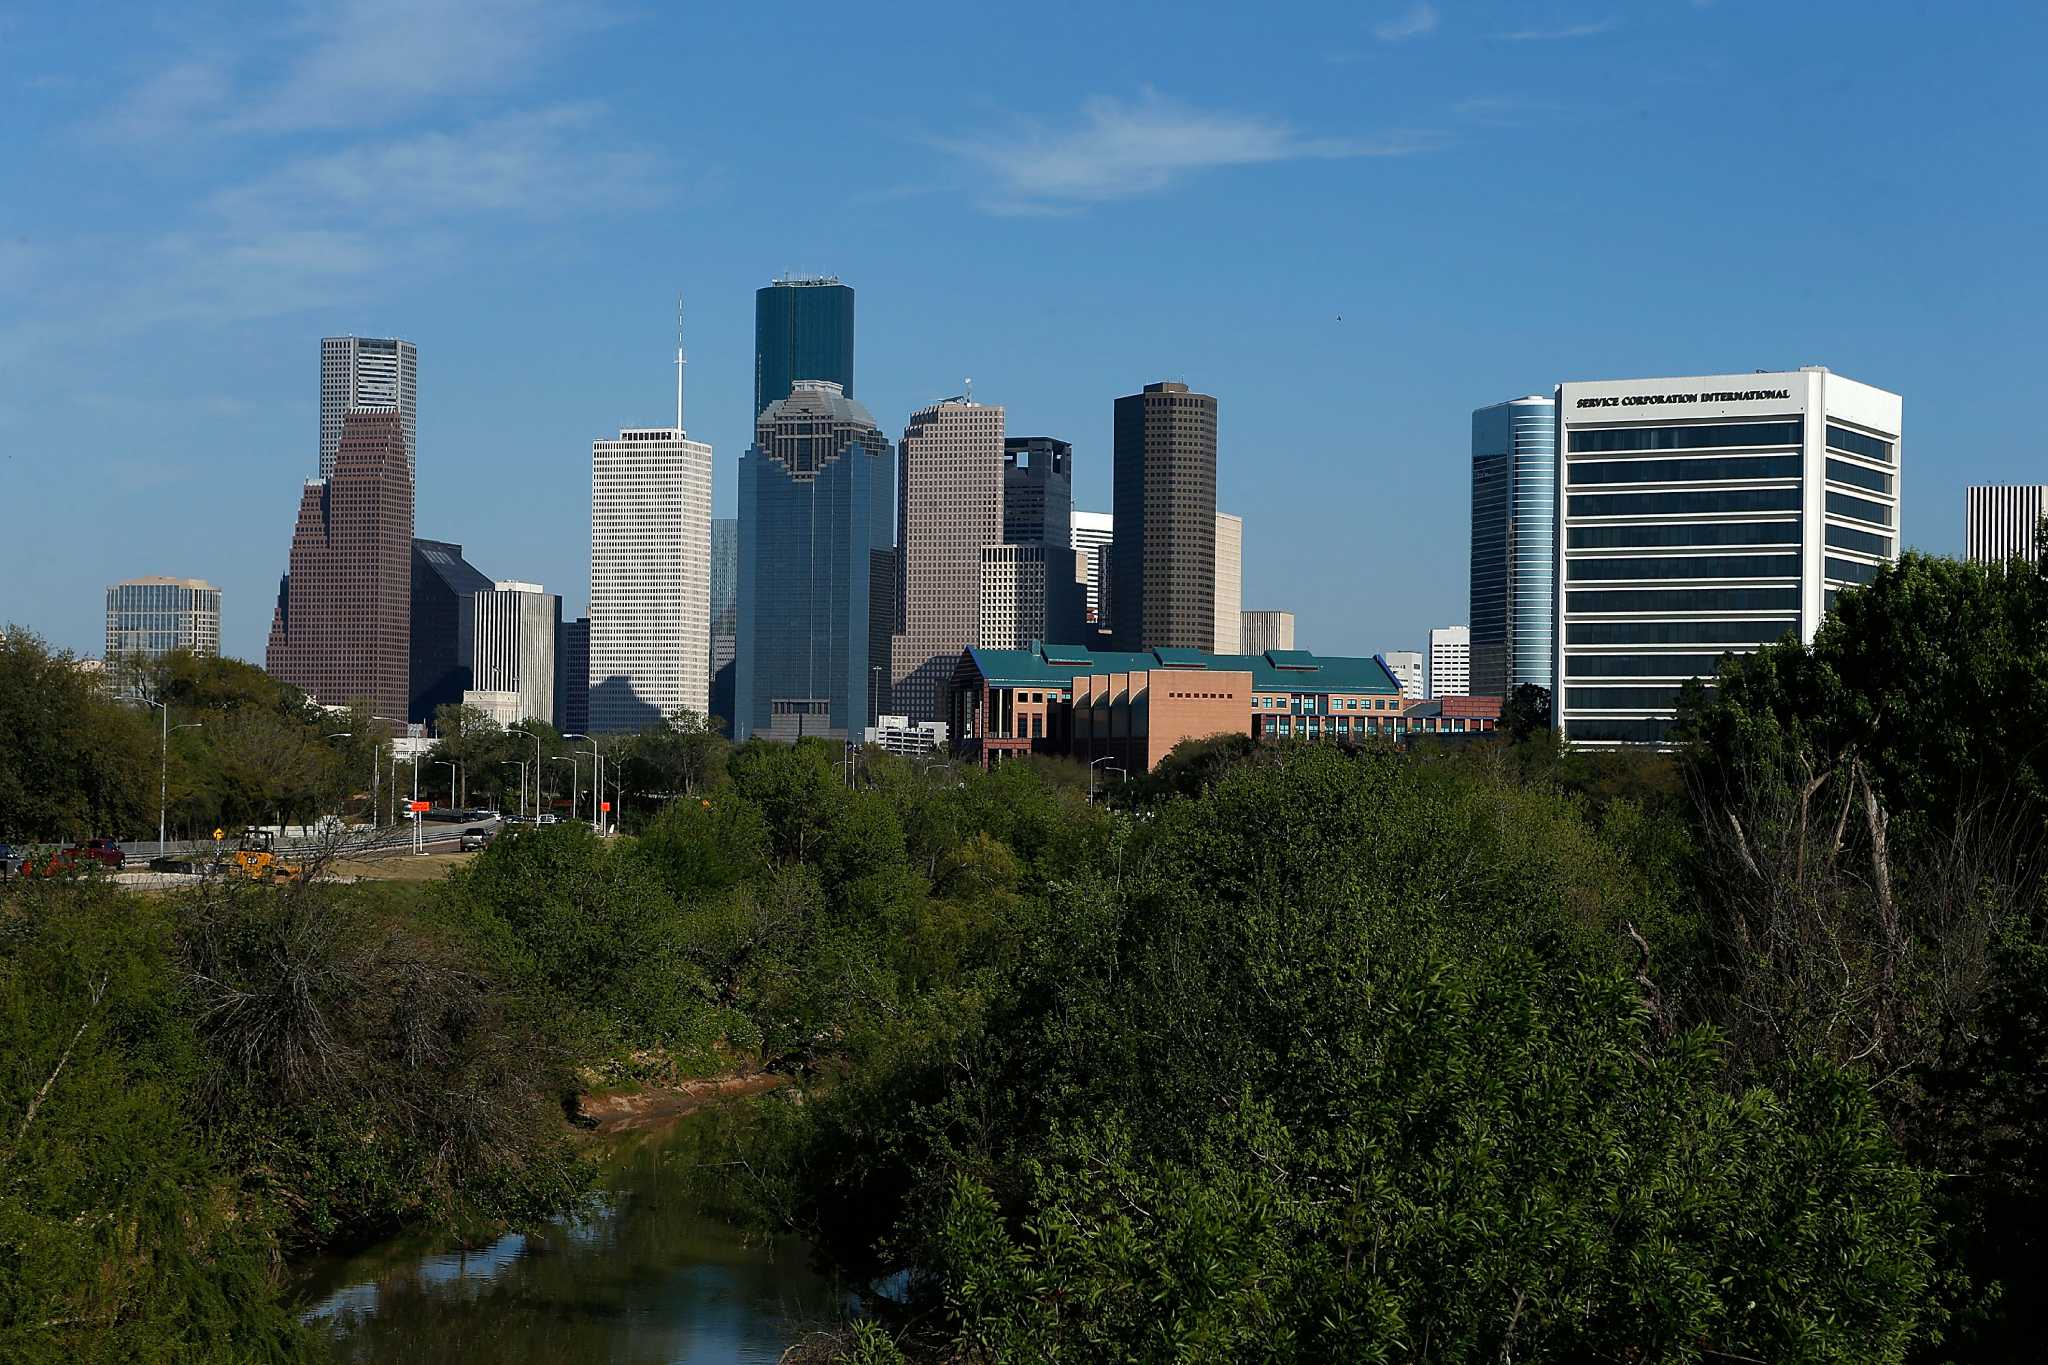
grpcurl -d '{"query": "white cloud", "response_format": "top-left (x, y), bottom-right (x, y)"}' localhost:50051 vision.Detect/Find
top-left (1375, 3), bottom-right (1439, 42)
top-left (91, 0), bottom-right (608, 143)
top-left (940, 91), bottom-right (1440, 213)
top-left (1495, 18), bottom-right (1617, 41)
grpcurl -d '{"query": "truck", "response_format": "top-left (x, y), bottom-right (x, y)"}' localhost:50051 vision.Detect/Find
top-left (223, 828), bottom-right (304, 883)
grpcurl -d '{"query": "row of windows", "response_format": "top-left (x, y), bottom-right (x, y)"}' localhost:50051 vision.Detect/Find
top-left (1565, 684), bottom-right (1702, 709)
top-left (1825, 523), bottom-right (1892, 556)
top-left (1566, 619), bottom-right (1794, 647)
top-left (1826, 556), bottom-right (1883, 586)
top-left (1565, 653), bottom-right (1729, 678)
top-left (1567, 454), bottom-right (1801, 487)
top-left (1567, 587), bottom-right (1801, 614)
top-left (1826, 424), bottom-right (1893, 463)
top-left (1568, 420), bottom-right (1802, 454)
top-left (1567, 520), bottom-right (1799, 549)
top-left (1826, 458), bottom-right (1892, 494)
top-left (1570, 488), bottom-right (1801, 519)
top-left (1566, 553), bottom-right (1798, 583)
top-left (1569, 718), bottom-right (1678, 744)
top-left (1827, 491), bottom-right (1893, 526)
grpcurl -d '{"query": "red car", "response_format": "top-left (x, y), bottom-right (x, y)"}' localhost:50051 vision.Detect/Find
top-left (21, 839), bottom-right (126, 877)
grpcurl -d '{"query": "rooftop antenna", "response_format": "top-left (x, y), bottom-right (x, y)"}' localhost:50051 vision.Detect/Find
top-left (964, 376), bottom-right (973, 405)
top-left (684, 292), bottom-right (700, 431)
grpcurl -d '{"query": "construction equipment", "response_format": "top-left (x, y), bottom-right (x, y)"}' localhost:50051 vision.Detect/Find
top-left (224, 828), bottom-right (304, 883)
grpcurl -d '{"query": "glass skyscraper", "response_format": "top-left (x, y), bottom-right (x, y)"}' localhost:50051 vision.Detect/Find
top-left (754, 276), bottom-right (855, 420)
top-left (1469, 395), bottom-right (1557, 699)
top-left (736, 381), bottom-right (895, 742)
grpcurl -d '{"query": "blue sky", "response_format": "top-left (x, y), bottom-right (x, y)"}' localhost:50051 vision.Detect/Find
top-left (4, 0), bottom-right (2045, 663)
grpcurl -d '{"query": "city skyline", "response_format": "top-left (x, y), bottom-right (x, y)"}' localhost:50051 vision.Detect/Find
top-left (6, 4), bottom-right (2043, 666)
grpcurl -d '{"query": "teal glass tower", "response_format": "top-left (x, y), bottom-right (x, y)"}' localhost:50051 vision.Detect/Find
top-left (1470, 395), bottom-right (1557, 698)
top-left (754, 276), bottom-right (855, 420)
top-left (735, 381), bottom-right (895, 741)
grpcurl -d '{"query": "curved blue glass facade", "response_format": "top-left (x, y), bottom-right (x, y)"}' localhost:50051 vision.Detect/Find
top-left (1469, 396), bottom-right (1557, 698)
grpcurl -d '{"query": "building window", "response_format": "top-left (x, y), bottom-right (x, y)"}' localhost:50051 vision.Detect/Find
top-left (1569, 420), bottom-right (1802, 454)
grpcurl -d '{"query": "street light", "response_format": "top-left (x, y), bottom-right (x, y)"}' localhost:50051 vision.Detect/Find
top-left (550, 755), bottom-right (578, 822)
top-left (515, 729), bottom-right (547, 820)
top-left (562, 734), bottom-right (599, 833)
top-left (502, 760), bottom-right (527, 821)
top-left (122, 695), bottom-right (201, 858)
top-left (436, 760), bottom-right (458, 811)
top-left (1089, 753), bottom-right (1115, 805)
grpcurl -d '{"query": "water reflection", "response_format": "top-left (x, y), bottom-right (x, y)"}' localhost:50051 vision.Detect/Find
top-left (302, 1113), bottom-right (847, 1363)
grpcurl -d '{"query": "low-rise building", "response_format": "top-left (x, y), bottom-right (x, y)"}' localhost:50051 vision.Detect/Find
top-left (865, 714), bottom-right (948, 756)
top-left (948, 643), bottom-right (1497, 771)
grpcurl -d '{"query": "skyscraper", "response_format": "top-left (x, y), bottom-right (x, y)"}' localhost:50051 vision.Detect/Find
top-left (1556, 368), bottom-right (1902, 746)
top-left (469, 581), bottom-right (560, 725)
top-left (1002, 437), bottom-right (1073, 547)
top-left (1213, 512), bottom-right (1243, 653)
top-left (1429, 625), bottom-right (1471, 698)
top-left (1072, 510), bottom-right (1114, 627)
top-left (893, 397), bottom-right (1005, 725)
top-left (408, 538), bottom-right (493, 723)
top-left (736, 380), bottom-right (896, 741)
top-left (267, 410), bottom-right (413, 717)
top-left (1112, 381), bottom-right (1217, 650)
top-left (754, 276), bottom-right (855, 420)
top-left (709, 517), bottom-right (738, 729)
top-left (556, 617), bottom-right (589, 735)
top-left (978, 544), bottom-right (1087, 649)
top-left (590, 425), bottom-right (713, 731)
top-left (1966, 485), bottom-right (2048, 563)
top-left (1240, 610), bottom-right (1295, 653)
top-left (1470, 395), bottom-right (1558, 699)
top-left (321, 336), bottom-right (417, 481)
top-left (104, 577), bottom-right (220, 664)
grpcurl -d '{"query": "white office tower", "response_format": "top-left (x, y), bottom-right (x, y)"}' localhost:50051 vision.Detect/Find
top-left (590, 426), bottom-right (713, 731)
top-left (1213, 512), bottom-right (1243, 653)
top-left (321, 336), bottom-right (417, 480)
top-left (1966, 485), bottom-right (2048, 564)
top-left (1072, 510), bottom-right (1114, 626)
top-left (978, 543), bottom-right (1087, 649)
top-left (468, 580), bottom-right (560, 724)
top-left (1556, 368), bottom-right (1901, 746)
top-left (1384, 650), bottom-right (1424, 700)
top-left (1240, 609), bottom-right (1295, 653)
top-left (1428, 625), bottom-right (1471, 697)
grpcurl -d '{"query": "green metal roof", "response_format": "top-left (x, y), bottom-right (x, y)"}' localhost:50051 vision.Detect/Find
top-left (958, 644), bottom-right (1402, 696)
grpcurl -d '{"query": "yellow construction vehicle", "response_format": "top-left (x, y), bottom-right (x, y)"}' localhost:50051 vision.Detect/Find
top-left (224, 828), bottom-right (304, 883)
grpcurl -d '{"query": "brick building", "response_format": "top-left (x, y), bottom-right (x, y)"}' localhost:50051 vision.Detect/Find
top-left (948, 644), bottom-right (1498, 772)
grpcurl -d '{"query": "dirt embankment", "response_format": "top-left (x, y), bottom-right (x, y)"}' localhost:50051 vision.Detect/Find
top-left (572, 1072), bottom-right (788, 1133)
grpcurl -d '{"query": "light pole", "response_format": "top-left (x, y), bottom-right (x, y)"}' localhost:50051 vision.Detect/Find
top-left (1090, 753), bottom-right (1115, 805)
top-left (562, 734), bottom-right (598, 832)
top-left (516, 729), bottom-right (547, 820)
top-left (323, 732), bottom-right (353, 830)
top-left (123, 695), bottom-right (200, 857)
top-left (436, 760), bottom-right (458, 812)
top-left (551, 756), bottom-right (577, 821)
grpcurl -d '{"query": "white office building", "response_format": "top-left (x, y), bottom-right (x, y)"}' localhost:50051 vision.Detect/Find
top-left (979, 543), bottom-right (1087, 649)
top-left (1966, 485), bottom-right (2048, 564)
top-left (865, 714), bottom-right (948, 756)
top-left (105, 576), bottom-right (221, 664)
top-left (1071, 510), bottom-right (1114, 627)
top-left (1240, 609), bottom-right (1295, 653)
top-left (1428, 625), bottom-right (1470, 698)
top-left (1213, 512), bottom-right (1243, 653)
top-left (321, 336), bottom-right (417, 480)
top-left (590, 426), bottom-right (713, 732)
top-left (1556, 368), bottom-right (1902, 746)
top-left (470, 580), bottom-right (560, 725)
top-left (1383, 649), bottom-right (1424, 700)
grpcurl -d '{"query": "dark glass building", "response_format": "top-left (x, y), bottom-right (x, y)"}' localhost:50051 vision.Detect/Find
top-left (555, 616), bottom-right (589, 735)
top-left (754, 276), bottom-right (855, 420)
top-left (1003, 436), bottom-right (1073, 547)
top-left (1111, 382), bottom-right (1217, 651)
top-left (735, 381), bottom-right (896, 741)
top-left (709, 518), bottom-right (738, 733)
top-left (406, 539), bottom-right (493, 723)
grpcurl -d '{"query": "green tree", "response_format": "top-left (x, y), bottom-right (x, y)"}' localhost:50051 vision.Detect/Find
top-left (0, 628), bottom-right (154, 841)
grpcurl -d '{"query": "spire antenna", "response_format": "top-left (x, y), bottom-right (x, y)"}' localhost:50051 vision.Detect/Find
top-left (684, 292), bottom-right (700, 431)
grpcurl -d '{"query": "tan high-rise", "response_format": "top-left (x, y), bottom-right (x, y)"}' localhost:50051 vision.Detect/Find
top-left (892, 397), bottom-right (1005, 723)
